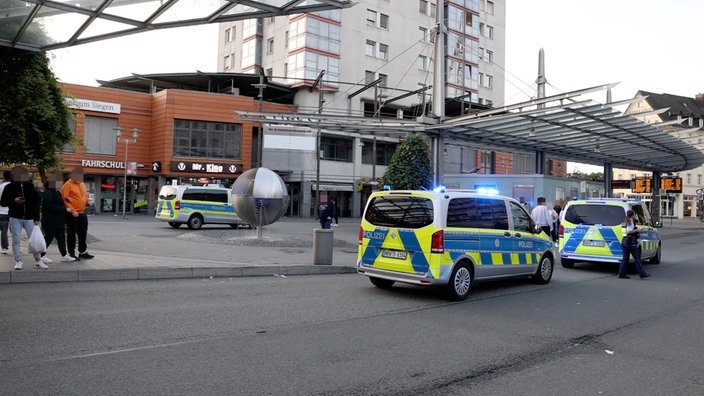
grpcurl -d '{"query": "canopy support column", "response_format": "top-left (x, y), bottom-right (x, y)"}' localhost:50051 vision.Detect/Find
top-left (603, 163), bottom-right (613, 197)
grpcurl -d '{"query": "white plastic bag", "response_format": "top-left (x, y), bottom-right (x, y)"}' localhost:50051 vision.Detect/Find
top-left (28, 226), bottom-right (47, 254)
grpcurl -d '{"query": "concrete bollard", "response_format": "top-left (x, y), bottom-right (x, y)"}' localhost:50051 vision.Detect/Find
top-left (313, 229), bottom-right (334, 265)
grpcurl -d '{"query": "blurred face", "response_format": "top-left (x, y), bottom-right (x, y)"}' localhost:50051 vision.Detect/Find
top-left (11, 167), bottom-right (28, 182)
top-left (71, 171), bottom-right (84, 183)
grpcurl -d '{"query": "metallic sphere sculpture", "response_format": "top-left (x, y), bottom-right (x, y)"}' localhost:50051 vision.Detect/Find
top-left (232, 167), bottom-right (289, 227)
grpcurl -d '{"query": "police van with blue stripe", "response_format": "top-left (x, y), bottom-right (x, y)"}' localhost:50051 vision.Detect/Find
top-left (559, 198), bottom-right (661, 268)
top-left (156, 185), bottom-right (246, 230)
top-left (357, 188), bottom-right (555, 300)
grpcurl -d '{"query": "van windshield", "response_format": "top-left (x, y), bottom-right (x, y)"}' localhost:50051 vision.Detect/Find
top-left (563, 204), bottom-right (624, 226)
top-left (365, 195), bottom-right (434, 229)
top-left (158, 186), bottom-right (178, 200)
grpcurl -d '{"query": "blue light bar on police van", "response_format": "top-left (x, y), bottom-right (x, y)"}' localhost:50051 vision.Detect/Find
top-left (433, 185), bottom-right (446, 193)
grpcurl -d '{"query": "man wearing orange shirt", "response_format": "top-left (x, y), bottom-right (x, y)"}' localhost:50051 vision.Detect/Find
top-left (62, 167), bottom-right (94, 260)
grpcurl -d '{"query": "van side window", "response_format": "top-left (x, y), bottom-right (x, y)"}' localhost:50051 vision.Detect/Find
top-left (447, 198), bottom-right (508, 230)
top-left (631, 204), bottom-right (648, 225)
top-left (206, 190), bottom-right (229, 203)
top-left (509, 202), bottom-right (532, 233)
top-left (182, 189), bottom-right (205, 201)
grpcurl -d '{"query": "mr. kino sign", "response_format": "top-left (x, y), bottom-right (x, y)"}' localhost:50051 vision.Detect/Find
top-left (170, 161), bottom-right (240, 174)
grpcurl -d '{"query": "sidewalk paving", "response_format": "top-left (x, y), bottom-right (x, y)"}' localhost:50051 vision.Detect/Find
top-left (1, 215), bottom-right (701, 284)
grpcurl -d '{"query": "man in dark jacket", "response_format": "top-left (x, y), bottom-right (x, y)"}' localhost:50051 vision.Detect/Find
top-left (318, 199), bottom-right (335, 229)
top-left (0, 166), bottom-right (45, 270)
top-left (41, 174), bottom-right (75, 263)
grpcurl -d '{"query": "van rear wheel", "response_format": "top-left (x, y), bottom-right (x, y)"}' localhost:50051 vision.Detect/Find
top-left (369, 277), bottom-right (394, 289)
top-left (561, 258), bottom-right (575, 268)
top-left (187, 214), bottom-right (204, 230)
top-left (446, 262), bottom-right (473, 301)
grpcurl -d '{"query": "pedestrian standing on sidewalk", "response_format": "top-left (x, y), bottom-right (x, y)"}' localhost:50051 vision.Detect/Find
top-left (318, 198), bottom-right (334, 229)
top-left (331, 197), bottom-right (339, 226)
top-left (41, 174), bottom-right (75, 263)
top-left (63, 167), bottom-right (94, 261)
top-left (0, 170), bottom-right (11, 255)
top-left (0, 166), bottom-right (46, 270)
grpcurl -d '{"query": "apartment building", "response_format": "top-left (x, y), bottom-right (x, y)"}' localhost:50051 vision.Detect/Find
top-left (619, 91), bottom-right (704, 219)
top-left (217, 0), bottom-right (506, 217)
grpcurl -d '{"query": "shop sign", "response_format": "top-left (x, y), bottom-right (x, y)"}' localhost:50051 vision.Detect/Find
top-left (170, 161), bottom-right (240, 174)
top-left (80, 159), bottom-right (143, 171)
top-left (65, 98), bottom-right (121, 114)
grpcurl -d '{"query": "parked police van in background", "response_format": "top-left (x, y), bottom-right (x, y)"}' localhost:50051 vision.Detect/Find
top-left (357, 188), bottom-right (555, 301)
top-left (155, 185), bottom-right (246, 230)
top-left (559, 198), bottom-right (661, 268)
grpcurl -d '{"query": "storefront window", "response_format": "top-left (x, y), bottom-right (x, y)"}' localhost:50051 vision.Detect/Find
top-left (173, 119), bottom-right (242, 160)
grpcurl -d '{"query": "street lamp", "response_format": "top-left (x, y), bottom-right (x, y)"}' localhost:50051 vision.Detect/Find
top-left (116, 127), bottom-right (139, 219)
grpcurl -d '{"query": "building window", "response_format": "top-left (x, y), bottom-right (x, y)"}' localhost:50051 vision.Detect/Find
top-left (61, 116), bottom-right (76, 153)
top-left (361, 140), bottom-right (397, 165)
top-left (173, 119), bottom-right (242, 160)
top-left (417, 55), bottom-right (427, 70)
top-left (698, 174), bottom-right (702, 185)
top-left (480, 23), bottom-right (494, 39)
top-left (366, 9), bottom-right (377, 25)
top-left (365, 40), bottom-right (376, 57)
top-left (365, 70), bottom-right (375, 84)
top-left (379, 13), bottom-right (389, 29)
top-left (84, 115), bottom-right (117, 155)
top-left (379, 73), bottom-right (388, 87)
top-left (378, 43), bottom-right (388, 60)
top-left (285, 30), bottom-right (288, 48)
top-left (225, 28), bottom-right (232, 42)
top-left (266, 68), bottom-right (273, 77)
top-left (479, 73), bottom-right (493, 88)
top-left (418, 27), bottom-right (427, 42)
top-left (486, 1), bottom-right (495, 14)
top-left (223, 55), bottom-right (231, 70)
top-left (321, 135), bottom-right (353, 162)
top-left (267, 38), bottom-right (274, 54)
top-left (687, 174), bottom-right (691, 184)
top-left (419, 0), bottom-right (428, 14)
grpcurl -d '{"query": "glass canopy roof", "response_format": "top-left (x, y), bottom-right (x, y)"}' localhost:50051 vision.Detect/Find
top-left (0, 0), bottom-right (353, 51)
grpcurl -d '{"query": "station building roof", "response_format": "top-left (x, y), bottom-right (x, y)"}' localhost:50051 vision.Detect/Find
top-left (0, 0), bottom-right (353, 52)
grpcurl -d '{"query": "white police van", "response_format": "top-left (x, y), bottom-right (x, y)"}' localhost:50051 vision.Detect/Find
top-left (155, 185), bottom-right (245, 230)
top-left (357, 188), bottom-right (555, 300)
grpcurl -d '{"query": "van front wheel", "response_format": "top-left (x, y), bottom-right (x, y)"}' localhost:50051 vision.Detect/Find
top-left (168, 222), bottom-right (181, 229)
top-left (187, 214), bottom-right (204, 230)
top-left (533, 254), bottom-right (554, 284)
top-left (446, 262), bottom-right (473, 301)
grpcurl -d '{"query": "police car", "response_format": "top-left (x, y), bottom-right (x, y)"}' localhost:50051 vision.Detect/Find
top-left (559, 198), bottom-right (661, 268)
top-left (357, 188), bottom-right (555, 300)
top-left (155, 185), bottom-right (246, 230)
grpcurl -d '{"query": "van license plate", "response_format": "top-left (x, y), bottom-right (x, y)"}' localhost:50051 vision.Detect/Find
top-left (382, 249), bottom-right (407, 260)
top-left (583, 240), bottom-right (604, 247)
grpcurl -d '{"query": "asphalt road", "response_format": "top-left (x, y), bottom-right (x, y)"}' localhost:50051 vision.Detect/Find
top-left (1, 227), bottom-right (703, 395)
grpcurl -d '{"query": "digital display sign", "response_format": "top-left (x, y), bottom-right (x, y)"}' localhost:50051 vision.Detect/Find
top-left (630, 177), bottom-right (682, 193)
top-left (632, 178), bottom-right (651, 193)
top-left (660, 177), bottom-right (682, 193)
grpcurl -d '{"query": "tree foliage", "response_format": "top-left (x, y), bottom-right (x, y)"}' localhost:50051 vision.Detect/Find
top-left (567, 171), bottom-right (604, 182)
top-left (0, 48), bottom-right (74, 180)
top-left (381, 134), bottom-right (433, 190)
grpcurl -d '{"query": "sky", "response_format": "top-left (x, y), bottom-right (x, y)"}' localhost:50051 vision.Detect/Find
top-left (48, 0), bottom-right (704, 173)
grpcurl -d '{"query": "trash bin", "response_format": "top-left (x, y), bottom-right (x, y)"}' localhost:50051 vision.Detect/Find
top-left (313, 229), bottom-right (334, 265)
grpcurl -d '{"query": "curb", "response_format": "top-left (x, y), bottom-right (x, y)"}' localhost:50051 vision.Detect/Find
top-left (0, 264), bottom-right (357, 284)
